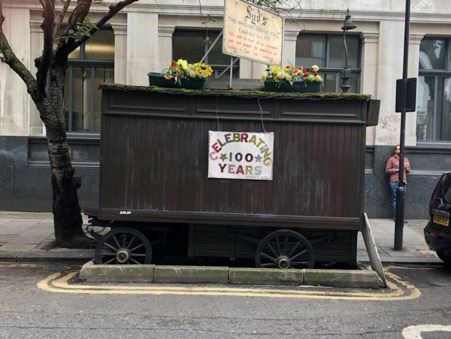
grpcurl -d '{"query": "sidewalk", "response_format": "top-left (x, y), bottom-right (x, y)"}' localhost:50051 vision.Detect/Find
top-left (0, 212), bottom-right (442, 264)
top-left (0, 212), bottom-right (94, 261)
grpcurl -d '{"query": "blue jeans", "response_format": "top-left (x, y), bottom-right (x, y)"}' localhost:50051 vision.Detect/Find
top-left (390, 182), bottom-right (406, 218)
top-left (390, 183), bottom-right (398, 218)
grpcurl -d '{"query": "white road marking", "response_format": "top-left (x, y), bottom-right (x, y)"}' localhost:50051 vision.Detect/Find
top-left (402, 325), bottom-right (451, 339)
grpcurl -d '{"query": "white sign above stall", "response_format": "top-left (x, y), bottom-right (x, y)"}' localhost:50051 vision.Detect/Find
top-left (223, 0), bottom-right (284, 65)
top-left (208, 131), bottom-right (274, 180)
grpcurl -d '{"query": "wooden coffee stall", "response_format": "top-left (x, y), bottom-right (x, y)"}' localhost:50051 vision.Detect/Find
top-left (85, 85), bottom-right (379, 268)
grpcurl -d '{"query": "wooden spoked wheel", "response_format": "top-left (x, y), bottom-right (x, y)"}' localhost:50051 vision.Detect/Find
top-left (255, 230), bottom-right (315, 269)
top-left (94, 227), bottom-right (152, 265)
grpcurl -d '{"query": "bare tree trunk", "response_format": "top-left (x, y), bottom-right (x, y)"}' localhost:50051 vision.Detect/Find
top-left (35, 62), bottom-right (92, 248)
top-left (51, 165), bottom-right (89, 247)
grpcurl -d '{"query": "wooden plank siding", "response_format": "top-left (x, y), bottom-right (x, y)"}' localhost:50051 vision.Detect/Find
top-left (94, 86), bottom-right (378, 231)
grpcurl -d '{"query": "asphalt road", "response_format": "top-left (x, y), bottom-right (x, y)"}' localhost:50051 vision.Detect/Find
top-left (0, 261), bottom-right (450, 338)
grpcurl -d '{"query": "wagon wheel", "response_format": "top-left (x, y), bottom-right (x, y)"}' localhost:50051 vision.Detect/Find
top-left (255, 230), bottom-right (315, 269)
top-left (94, 227), bottom-right (152, 265)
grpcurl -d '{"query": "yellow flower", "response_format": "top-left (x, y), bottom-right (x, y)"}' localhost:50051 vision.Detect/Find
top-left (192, 62), bottom-right (213, 78)
top-left (270, 65), bottom-right (281, 75)
top-left (187, 68), bottom-right (197, 78)
top-left (261, 63), bottom-right (322, 86)
top-left (177, 58), bottom-right (189, 71)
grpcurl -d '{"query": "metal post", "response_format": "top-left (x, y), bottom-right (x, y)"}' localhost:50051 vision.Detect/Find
top-left (340, 10), bottom-right (355, 93)
top-left (229, 57), bottom-right (233, 89)
top-left (343, 29), bottom-right (348, 70)
top-left (362, 213), bottom-right (387, 287)
top-left (394, 0), bottom-right (411, 251)
top-left (200, 30), bottom-right (223, 64)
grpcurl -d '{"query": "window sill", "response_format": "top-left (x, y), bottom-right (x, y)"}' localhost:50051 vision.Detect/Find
top-left (416, 141), bottom-right (451, 149)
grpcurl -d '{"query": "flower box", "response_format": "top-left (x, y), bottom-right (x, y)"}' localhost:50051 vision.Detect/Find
top-left (263, 80), bottom-right (321, 93)
top-left (147, 72), bottom-right (206, 89)
top-left (262, 64), bottom-right (322, 93)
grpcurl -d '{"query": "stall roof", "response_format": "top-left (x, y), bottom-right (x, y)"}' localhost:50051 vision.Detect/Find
top-left (100, 84), bottom-right (372, 101)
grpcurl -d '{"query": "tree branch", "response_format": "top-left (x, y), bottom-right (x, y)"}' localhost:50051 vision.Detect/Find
top-left (54, 0), bottom-right (71, 40)
top-left (0, 0), bottom-right (38, 99)
top-left (38, 0), bottom-right (46, 10)
top-left (0, 32), bottom-right (38, 100)
top-left (0, 0), bottom-right (4, 26)
top-left (37, 0), bottom-right (56, 98)
top-left (55, 0), bottom-right (92, 58)
top-left (66, 0), bottom-right (92, 30)
top-left (95, 0), bottom-right (138, 31)
top-left (56, 0), bottom-right (138, 60)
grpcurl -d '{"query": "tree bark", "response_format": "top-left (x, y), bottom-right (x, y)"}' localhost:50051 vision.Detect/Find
top-left (34, 62), bottom-right (92, 248)
top-left (1, 0), bottom-right (139, 248)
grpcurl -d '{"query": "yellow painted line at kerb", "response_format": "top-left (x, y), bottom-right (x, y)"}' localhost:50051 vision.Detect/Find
top-left (37, 270), bottom-right (421, 301)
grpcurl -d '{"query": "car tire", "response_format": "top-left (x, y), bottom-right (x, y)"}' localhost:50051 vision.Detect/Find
top-left (436, 249), bottom-right (451, 267)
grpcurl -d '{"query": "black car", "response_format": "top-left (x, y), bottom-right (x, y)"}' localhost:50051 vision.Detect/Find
top-left (424, 172), bottom-right (451, 266)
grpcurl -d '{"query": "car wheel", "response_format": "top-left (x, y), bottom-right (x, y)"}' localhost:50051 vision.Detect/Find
top-left (436, 249), bottom-right (451, 267)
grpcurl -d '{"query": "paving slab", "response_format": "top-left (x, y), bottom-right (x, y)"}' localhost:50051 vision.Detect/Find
top-left (0, 235), bottom-right (16, 243)
top-left (0, 220), bottom-right (40, 233)
top-left (357, 218), bottom-right (441, 264)
top-left (0, 244), bottom-right (37, 252)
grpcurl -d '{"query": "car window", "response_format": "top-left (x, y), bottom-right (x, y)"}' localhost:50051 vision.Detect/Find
top-left (443, 174), bottom-right (451, 203)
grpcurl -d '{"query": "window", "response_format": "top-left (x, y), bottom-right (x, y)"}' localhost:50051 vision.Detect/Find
top-left (65, 29), bottom-right (114, 133)
top-left (173, 29), bottom-right (239, 78)
top-left (296, 33), bottom-right (361, 92)
top-left (417, 37), bottom-right (451, 142)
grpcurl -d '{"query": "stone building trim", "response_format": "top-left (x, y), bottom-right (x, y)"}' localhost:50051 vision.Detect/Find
top-left (112, 23), bottom-right (128, 84)
top-left (410, 33), bottom-right (425, 46)
top-left (158, 25), bottom-right (176, 70)
top-left (159, 25), bottom-right (176, 37)
top-left (282, 29), bottom-right (299, 67)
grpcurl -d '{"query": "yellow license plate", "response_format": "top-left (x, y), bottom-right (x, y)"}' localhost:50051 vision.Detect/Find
top-left (433, 215), bottom-right (449, 227)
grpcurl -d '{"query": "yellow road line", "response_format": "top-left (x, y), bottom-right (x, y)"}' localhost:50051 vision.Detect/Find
top-left (37, 269), bottom-right (421, 301)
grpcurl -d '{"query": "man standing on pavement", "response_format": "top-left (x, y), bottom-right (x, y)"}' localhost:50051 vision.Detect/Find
top-left (385, 144), bottom-right (411, 220)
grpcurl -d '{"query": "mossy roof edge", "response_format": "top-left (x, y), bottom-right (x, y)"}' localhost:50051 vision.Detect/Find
top-left (101, 83), bottom-right (373, 101)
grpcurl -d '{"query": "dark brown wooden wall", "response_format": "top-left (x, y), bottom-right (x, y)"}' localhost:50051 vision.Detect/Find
top-left (99, 88), bottom-right (371, 221)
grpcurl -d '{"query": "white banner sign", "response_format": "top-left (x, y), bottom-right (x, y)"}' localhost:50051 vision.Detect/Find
top-left (223, 0), bottom-right (284, 65)
top-left (208, 131), bottom-right (274, 180)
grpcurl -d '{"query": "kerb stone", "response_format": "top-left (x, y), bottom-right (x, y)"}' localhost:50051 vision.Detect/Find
top-left (154, 265), bottom-right (228, 284)
top-left (303, 269), bottom-right (381, 288)
top-left (79, 261), bottom-right (155, 283)
top-left (229, 268), bottom-right (304, 286)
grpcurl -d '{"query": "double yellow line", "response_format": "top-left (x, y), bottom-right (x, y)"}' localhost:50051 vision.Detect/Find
top-left (37, 270), bottom-right (420, 301)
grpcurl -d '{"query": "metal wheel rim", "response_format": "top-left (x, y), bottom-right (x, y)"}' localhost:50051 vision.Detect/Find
top-left (94, 227), bottom-right (152, 265)
top-left (255, 230), bottom-right (315, 269)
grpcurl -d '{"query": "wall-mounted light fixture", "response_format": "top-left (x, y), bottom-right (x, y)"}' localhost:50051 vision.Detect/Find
top-left (340, 9), bottom-right (356, 93)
